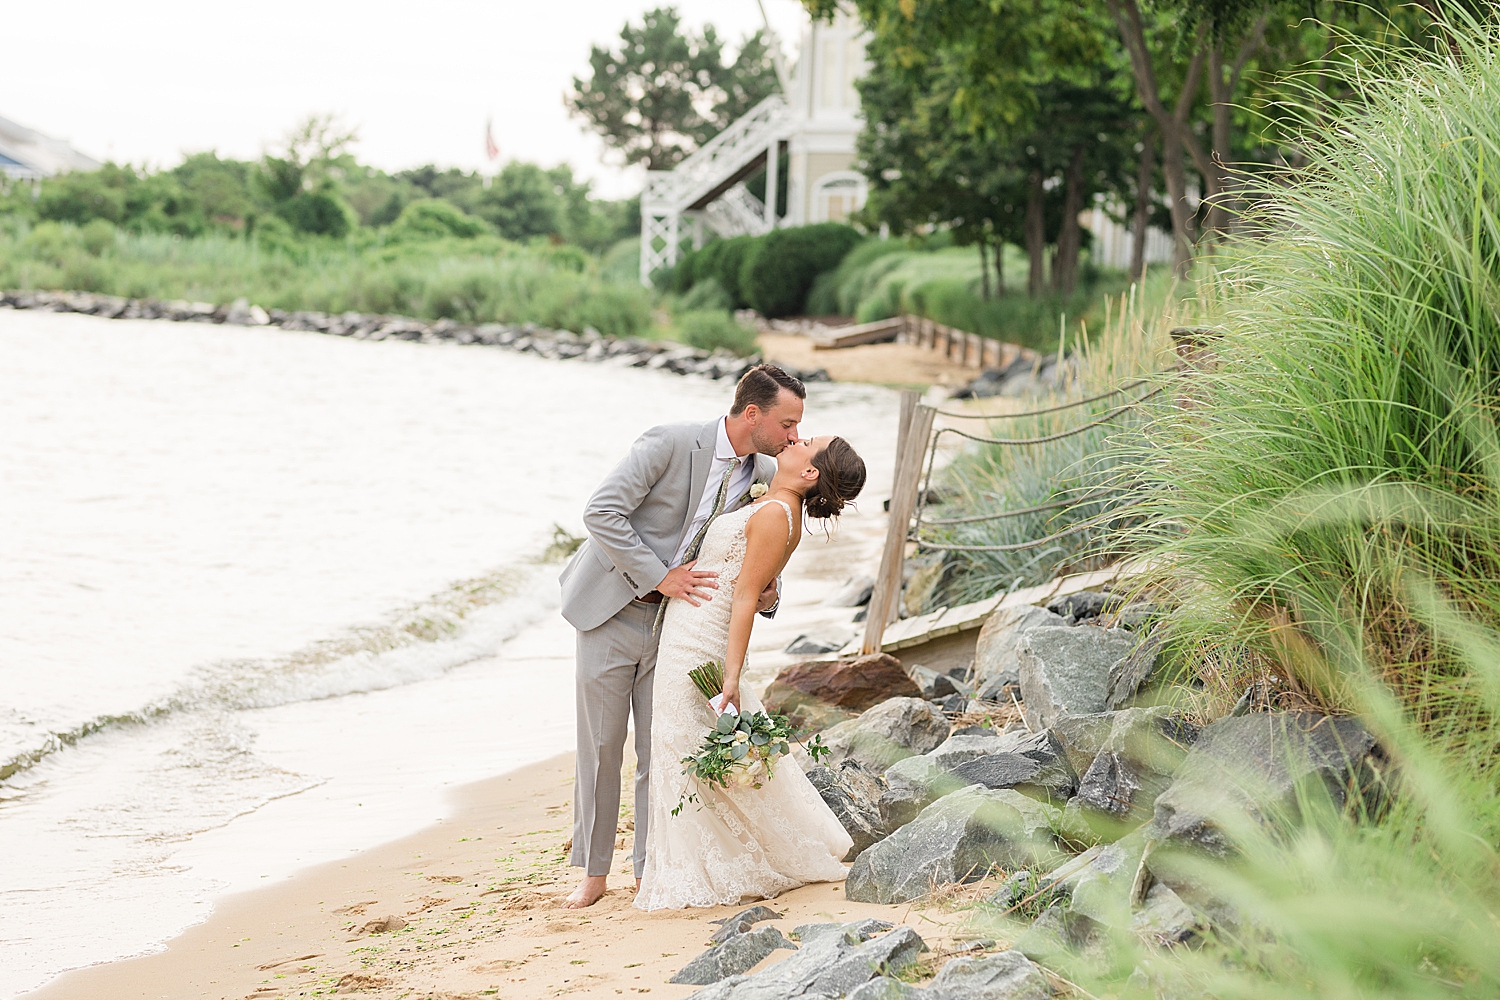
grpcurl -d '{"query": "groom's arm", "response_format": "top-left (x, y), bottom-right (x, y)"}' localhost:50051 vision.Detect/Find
top-left (582, 425), bottom-right (677, 597)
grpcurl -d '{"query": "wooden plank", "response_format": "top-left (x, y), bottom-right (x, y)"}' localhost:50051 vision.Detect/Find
top-left (862, 402), bottom-right (937, 654)
top-left (810, 316), bottom-right (906, 350)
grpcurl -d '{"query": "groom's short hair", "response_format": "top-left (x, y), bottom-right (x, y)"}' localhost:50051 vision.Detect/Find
top-left (730, 364), bottom-right (806, 416)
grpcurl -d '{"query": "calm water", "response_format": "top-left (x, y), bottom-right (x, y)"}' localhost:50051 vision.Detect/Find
top-left (0, 311), bottom-right (898, 996)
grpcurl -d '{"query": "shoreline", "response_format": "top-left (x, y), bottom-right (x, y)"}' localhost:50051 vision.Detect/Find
top-left (0, 289), bottom-right (989, 391)
top-left (6, 315), bottom-right (904, 997)
top-left (31, 753), bottom-right (984, 1000)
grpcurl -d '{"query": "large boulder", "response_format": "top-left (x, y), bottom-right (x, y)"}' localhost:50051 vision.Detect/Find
top-left (972, 605), bottom-right (1065, 699)
top-left (765, 654), bottom-right (920, 733)
top-left (1146, 712), bottom-right (1383, 889)
top-left (820, 697), bottom-right (948, 773)
top-left (878, 732), bottom-right (1034, 828)
top-left (846, 950), bottom-right (1052, 1000)
top-left (672, 926), bottom-right (797, 985)
top-left (805, 760), bottom-right (888, 861)
top-left (952, 729), bottom-right (1079, 803)
top-left (684, 921), bottom-right (924, 1000)
top-left (1070, 708), bottom-right (1201, 830)
top-left (846, 786), bottom-right (1062, 904)
top-left (1017, 627), bottom-right (1140, 729)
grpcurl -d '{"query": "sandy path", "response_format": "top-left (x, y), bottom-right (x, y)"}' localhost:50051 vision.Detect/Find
top-left (758, 333), bottom-right (979, 388)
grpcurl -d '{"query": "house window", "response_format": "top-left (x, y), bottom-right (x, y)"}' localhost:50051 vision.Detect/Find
top-left (814, 172), bottom-right (867, 223)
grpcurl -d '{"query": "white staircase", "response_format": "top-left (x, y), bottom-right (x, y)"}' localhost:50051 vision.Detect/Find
top-left (639, 94), bottom-right (793, 286)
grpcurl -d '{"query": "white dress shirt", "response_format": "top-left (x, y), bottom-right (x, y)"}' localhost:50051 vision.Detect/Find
top-left (671, 416), bottom-right (755, 567)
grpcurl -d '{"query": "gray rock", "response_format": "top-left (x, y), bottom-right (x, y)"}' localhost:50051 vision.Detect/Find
top-left (1131, 883), bottom-right (1198, 945)
top-left (1046, 590), bottom-right (1122, 623)
top-left (929, 950), bottom-right (1052, 1000)
top-left (805, 760), bottom-right (887, 861)
top-left (1048, 714), bottom-right (1117, 779)
top-left (672, 926), bottom-right (796, 985)
top-left (224, 297), bottom-right (270, 326)
top-left (1012, 905), bottom-right (1100, 966)
top-left (927, 732), bottom-right (1028, 771)
top-left (878, 733), bottom-right (1034, 820)
top-left (1146, 712), bottom-right (1382, 889)
top-left (1113, 602), bottom-right (1161, 631)
top-left (846, 787), bottom-right (1062, 904)
top-left (973, 605), bottom-right (1065, 699)
top-left (846, 950), bottom-right (1051, 1000)
top-left (1058, 830), bottom-right (1146, 930)
top-left (709, 905), bottom-right (783, 943)
top-left (1017, 626), bottom-right (1139, 729)
top-left (1105, 628), bottom-right (1164, 709)
top-left (785, 634), bottom-right (847, 655)
top-left (685, 922), bottom-right (923, 1000)
top-left (876, 782), bottom-right (929, 833)
top-left (1071, 708), bottom-right (1200, 830)
top-left (953, 729), bottom-right (1078, 802)
top-left (909, 664), bottom-right (960, 700)
top-left (823, 575), bottom-right (874, 607)
top-left (821, 698), bottom-right (948, 772)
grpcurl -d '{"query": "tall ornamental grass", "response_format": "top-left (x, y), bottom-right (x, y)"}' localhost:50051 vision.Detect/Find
top-left (922, 284), bottom-right (1180, 607)
top-left (1118, 13), bottom-right (1500, 763)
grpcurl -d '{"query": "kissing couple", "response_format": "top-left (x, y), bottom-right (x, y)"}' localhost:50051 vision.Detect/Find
top-left (558, 364), bottom-right (868, 910)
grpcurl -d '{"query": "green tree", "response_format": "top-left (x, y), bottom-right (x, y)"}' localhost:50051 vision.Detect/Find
top-left (477, 162), bottom-right (564, 240)
top-left (846, 0), bottom-right (1132, 295)
top-left (256, 114), bottom-right (360, 237)
top-left (171, 152), bottom-right (254, 230)
top-left (567, 6), bottom-right (780, 169)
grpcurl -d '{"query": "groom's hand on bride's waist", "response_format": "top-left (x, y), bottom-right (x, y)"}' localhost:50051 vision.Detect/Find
top-left (656, 561), bottom-right (719, 606)
top-left (756, 580), bottom-right (778, 613)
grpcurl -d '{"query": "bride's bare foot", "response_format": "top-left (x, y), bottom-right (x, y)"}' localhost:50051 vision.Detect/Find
top-left (562, 875), bottom-right (608, 908)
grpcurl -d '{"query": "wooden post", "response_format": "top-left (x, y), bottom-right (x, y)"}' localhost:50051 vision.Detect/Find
top-left (862, 402), bottom-right (937, 654)
top-left (892, 389), bottom-right (917, 495)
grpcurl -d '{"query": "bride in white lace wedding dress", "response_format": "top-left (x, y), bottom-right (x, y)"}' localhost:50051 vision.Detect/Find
top-left (636, 436), bottom-right (867, 911)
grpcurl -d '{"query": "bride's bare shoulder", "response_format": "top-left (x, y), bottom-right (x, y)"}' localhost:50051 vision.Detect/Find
top-left (744, 500), bottom-right (796, 544)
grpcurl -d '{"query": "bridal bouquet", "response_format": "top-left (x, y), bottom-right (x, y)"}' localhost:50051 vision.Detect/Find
top-left (674, 661), bottom-right (830, 816)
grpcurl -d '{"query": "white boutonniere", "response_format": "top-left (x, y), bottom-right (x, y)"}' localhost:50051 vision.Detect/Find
top-left (749, 482), bottom-right (768, 500)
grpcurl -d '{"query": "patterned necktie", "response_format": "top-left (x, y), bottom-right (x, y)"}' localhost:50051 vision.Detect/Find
top-left (655, 457), bottom-right (742, 635)
top-left (681, 457), bottom-right (741, 565)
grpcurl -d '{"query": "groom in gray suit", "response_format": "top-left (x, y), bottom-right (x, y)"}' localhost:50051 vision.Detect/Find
top-left (558, 364), bottom-right (807, 907)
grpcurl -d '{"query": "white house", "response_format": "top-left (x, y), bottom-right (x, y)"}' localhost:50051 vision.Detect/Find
top-left (0, 115), bottom-right (100, 181)
top-left (638, 9), bottom-right (869, 285)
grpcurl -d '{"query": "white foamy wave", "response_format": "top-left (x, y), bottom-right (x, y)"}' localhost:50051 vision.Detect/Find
top-left (0, 562), bottom-right (558, 785)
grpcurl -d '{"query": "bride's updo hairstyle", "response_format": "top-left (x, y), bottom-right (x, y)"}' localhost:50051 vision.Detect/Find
top-left (804, 437), bottom-right (866, 520)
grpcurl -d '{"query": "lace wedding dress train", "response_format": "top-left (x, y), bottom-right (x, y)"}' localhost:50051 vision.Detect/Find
top-left (635, 499), bottom-right (853, 911)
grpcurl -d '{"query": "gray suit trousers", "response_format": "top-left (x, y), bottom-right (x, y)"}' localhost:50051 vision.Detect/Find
top-left (571, 599), bottom-right (658, 878)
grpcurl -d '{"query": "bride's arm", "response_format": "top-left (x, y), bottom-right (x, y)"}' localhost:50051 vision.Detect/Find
top-left (719, 506), bottom-right (792, 710)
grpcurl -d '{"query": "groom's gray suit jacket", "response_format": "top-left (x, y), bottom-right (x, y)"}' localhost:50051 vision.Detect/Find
top-left (559, 418), bottom-right (777, 633)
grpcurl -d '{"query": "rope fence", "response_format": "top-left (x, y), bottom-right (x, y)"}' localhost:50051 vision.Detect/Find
top-left (908, 372), bottom-right (1172, 555)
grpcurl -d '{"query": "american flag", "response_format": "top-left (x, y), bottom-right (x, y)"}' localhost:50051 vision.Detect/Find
top-left (485, 118), bottom-right (499, 162)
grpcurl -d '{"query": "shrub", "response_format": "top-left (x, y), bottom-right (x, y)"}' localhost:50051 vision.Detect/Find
top-left (738, 222), bottom-right (862, 318)
top-left (281, 190), bottom-right (357, 238)
top-left (388, 198), bottom-right (489, 242)
top-left (680, 277), bottom-right (734, 311)
top-left (676, 309), bottom-right (759, 356)
top-left (80, 219), bottom-right (116, 256)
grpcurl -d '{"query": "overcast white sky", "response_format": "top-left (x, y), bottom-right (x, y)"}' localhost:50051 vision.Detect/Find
top-left (7, 0), bottom-right (810, 199)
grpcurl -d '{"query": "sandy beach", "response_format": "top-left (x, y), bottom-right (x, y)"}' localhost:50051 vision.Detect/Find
top-left (33, 748), bottom-right (997, 1000)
